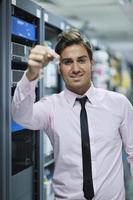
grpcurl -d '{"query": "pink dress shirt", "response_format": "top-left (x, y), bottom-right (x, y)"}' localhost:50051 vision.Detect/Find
top-left (12, 72), bottom-right (133, 200)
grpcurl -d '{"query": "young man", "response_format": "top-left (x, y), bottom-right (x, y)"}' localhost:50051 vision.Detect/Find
top-left (12, 29), bottom-right (133, 200)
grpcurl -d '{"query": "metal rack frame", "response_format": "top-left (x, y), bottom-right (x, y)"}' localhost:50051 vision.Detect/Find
top-left (0, 0), bottom-right (11, 200)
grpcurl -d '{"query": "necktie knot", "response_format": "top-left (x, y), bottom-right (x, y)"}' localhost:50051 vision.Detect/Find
top-left (77, 96), bottom-right (88, 108)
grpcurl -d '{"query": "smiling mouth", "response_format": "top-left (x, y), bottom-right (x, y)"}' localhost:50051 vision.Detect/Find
top-left (71, 74), bottom-right (83, 78)
top-left (70, 76), bottom-right (82, 82)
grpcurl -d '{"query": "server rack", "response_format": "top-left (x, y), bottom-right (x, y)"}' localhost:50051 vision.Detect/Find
top-left (0, 0), bottom-right (11, 200)
top-left (11, 0), bottom-right (43, 200)
top-left (0, 0), bottom-right (70, 199)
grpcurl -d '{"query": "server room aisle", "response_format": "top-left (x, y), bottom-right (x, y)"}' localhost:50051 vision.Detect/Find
top-left (1, 0), bottom-right (133, 200)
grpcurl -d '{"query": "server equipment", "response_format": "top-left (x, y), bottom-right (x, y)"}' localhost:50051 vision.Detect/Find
top-left (11, 1), bottom-right (42, 200)
top-left (0, 0), bottom-right (69, 199)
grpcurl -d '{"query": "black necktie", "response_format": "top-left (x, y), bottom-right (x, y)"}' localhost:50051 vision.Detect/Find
top-left (77, 96), bottom-right (94, 200)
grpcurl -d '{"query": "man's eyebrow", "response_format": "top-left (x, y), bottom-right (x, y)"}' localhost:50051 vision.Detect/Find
top-left (61, 55), bottom-right (88, 61)
top-left (77, 55), bottom-right (89, 59)
top-left (61, 58), bottom-right (73, 62)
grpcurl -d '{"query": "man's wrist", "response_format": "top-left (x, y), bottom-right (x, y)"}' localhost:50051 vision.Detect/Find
top-left (26, 69), bottom-right (39, 81)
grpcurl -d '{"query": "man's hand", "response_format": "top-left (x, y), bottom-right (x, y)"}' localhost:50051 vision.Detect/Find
top-left (26, 45), bottom-right (60, 81)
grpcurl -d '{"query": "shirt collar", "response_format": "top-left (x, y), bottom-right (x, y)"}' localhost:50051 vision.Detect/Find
top-left (64, 83), bottom-right (97, 107)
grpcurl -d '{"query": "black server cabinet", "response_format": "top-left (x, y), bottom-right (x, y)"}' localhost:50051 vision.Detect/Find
top-left (11, 0), bottom-right (43, 200)
top-left (0, 0), bottom-right (11, 200)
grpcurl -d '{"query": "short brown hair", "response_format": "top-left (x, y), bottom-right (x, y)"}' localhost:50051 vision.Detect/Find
top-left (55, 28), bottom-right (93, 60)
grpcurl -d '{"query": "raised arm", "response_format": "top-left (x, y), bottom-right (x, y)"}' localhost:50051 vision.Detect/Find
top-left (12, 45), bottom-right (59, 131)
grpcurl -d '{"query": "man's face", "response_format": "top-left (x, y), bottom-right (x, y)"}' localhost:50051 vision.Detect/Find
top-left (59, 44), bottom-right (93, 95)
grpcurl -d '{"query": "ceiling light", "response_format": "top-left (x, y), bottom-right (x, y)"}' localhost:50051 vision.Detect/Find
top-left (119, 0), bottom-right (133, 4)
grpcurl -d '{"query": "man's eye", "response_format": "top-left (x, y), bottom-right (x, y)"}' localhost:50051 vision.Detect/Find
top-left (78, 59), bottom-right (86, 64)
top-left (62, 60), bottom-right (73, 65)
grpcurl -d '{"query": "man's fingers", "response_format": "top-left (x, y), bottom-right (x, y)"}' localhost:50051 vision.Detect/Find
top-left (28, 52), bottom-right (51, 67)
top-left (29, 53), bottom-right (44, 62)
top-left (28, 59), bottom-right (43, 69)
top-left (27, 45), bottom-right (60, 80)
top-left (47, 48), bottom-right (60, 60)
top-left (30, 45), bottom-right (60, 61)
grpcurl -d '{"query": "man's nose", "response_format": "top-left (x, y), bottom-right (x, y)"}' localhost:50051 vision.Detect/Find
top-left (72, 61), bottom-right (80, 73)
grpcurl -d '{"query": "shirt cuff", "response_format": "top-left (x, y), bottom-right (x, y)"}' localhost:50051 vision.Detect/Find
top-left (16, 71), bottom-right (38, 101)
top-left (17, 71), bottom-right (38, 91)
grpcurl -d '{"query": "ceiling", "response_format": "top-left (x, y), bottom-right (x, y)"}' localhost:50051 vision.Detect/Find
top-left (32, 0), bottom-right (133, 61)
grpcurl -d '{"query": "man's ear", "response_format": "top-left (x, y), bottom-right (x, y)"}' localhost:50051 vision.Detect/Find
top-left (91, 60), bottom-right (94, 71)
